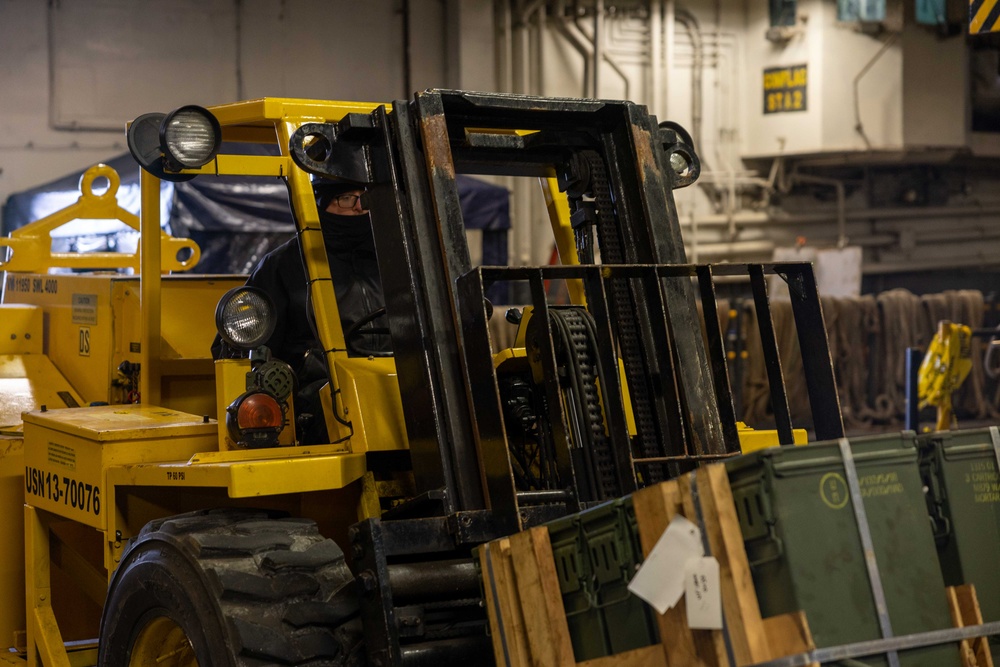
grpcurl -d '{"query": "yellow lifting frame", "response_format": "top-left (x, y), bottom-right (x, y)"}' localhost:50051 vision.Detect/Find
top-left (540, 177), bottom-right (586, 305)
top-left (276, 122), bottom-right (354, 440)
top-left (0, 164), bottom-right (199, 275)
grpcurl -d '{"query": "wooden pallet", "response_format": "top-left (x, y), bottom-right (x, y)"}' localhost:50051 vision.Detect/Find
top-left (478, 463), bottom-right (994, 667)
top-left (948, 585), bottom-right (995, 667)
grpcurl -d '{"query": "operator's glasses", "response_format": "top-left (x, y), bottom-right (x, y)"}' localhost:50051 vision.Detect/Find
top-left (333, 194), bottom-right (363, 208)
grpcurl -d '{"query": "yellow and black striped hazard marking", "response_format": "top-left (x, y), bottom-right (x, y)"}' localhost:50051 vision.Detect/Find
top-left (971, 0), bottom-right (1000, 34)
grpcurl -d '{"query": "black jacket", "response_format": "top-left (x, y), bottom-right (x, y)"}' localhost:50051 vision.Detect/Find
top-left (213, 222), bottom-right (388, 370)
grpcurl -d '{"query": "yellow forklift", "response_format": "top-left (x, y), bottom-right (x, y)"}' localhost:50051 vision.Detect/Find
top-left (0, 92), bottom-right (835, 666)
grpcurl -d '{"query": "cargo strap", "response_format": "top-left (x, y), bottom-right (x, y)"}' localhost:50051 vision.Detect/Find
top-left (991, 426), bottom-right (1000, 481)
top-left (745, 620), bottom-right (1000, 667)
top-left (837, 437), bottom-right (900, 667)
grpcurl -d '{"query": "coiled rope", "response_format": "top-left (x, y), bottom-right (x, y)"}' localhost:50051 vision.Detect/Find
top-left (740, 289), bottom-right (999, 430)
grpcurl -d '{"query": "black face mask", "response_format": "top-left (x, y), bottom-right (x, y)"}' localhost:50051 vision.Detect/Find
top-left (319, 211), bottom-right (376, 253)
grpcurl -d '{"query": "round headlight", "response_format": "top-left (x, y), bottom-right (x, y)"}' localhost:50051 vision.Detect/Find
top-left (215, 287), bottom-right (276, 350)
top-left (160, 105), bottom-right (221, 169)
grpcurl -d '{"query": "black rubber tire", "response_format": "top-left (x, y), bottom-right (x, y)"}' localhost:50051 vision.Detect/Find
top-left (98, 509), bottom-right (363, 666)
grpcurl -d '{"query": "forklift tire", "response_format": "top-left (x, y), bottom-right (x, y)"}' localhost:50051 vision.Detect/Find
top-left (98, 509), bottom-right (363, 666)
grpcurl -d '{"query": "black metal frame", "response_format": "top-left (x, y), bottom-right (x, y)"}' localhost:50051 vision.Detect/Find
top-left (289, 90), bottom-right (845, 666)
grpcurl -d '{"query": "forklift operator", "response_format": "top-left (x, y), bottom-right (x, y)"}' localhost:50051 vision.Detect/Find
top-left (213, 178), bottom-right (390, 371)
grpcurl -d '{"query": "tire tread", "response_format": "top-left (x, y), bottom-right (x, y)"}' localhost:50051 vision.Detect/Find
top-left (101, 509), bottom-right (360, 667)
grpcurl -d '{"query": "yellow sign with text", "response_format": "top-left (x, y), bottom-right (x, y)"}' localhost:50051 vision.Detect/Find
top-left (763, 65), bottom-right (808, 114)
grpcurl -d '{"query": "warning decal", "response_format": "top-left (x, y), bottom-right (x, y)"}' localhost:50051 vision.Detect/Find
top-left (971, 0), bottom-right (1000, 34)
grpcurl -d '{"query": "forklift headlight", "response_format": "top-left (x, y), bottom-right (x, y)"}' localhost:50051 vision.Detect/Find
top-left (127, 105), bottom-right (220, 181)
top-left (226, 390), bottom-right (284, 448)
top-left (215, 287), bottom-right (276, 350)
top-left (160, 105), bottom-right (221, 169)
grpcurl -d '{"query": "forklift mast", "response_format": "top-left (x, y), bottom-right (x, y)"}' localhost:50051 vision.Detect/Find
top-left (294, 90), bottom-right (843, 519)
top-left (288, 91), bottom-right (844, 665)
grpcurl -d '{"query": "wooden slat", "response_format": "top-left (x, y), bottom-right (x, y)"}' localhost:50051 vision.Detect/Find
top-left (947, 586), bottom-right (979, 667)
top-left (577, 644), bottom-right (667, 667)
top-left (681, 474), bottom-right (735, 665)
top-left (761, 611), bottom-right (818, 666)
top-left (695, 464), bottom-right (772, 666)
top-left (480, 539), bottom-right (531, 667)
top-left (648, 476), bottom-right (729, 667)
top-left (633, 481), bottom-right (711, 666)
top-left (947, 585), bottom-right (995, 667)
top-left (508, 526), bottom-right (577, 667)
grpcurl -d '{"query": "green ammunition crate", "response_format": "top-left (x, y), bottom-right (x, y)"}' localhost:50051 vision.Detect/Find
top-left (919, 428), bottom-right (1000, 654)
top-left (726, 433), bottom-right (961, 667)
top-left (548, 497), bottom-right (658, 661)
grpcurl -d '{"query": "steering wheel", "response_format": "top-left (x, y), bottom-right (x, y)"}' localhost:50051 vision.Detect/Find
top-left (345, 307), bottom-right (392, 357)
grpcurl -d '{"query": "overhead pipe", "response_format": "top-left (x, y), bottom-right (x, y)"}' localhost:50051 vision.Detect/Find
top-left (691, 229), bottom-right (900, 248)
top-left (566, 3), bottom-right (632, 98)
top-left (518, 0), bottom-right (532, 94)
top-left (593, 19), bottom-right (633, 100)
top-left (510, 0), bottom-right (538, 263)
top-left (664, 0), bottom-right (675, 118)
top-left (697, 172), bottom-right (772, 188)
top-left (679, 212), bottom-right (770, 227)
top-left (554, 0), bottom-right (590, 95)
top-left (521, 0), bottom-right (546, 18)
top-left (511, 0), bottom-right (546, 94)
top-left (650, 0), bottom-right (663, 118)
top-left (593, 0), bottom-right (603, 94)
top-left (403, 0), bottom-right (415, 95)
top-left (772, 204), bottom-right (1000, 226)
top-left (235, 0), bottom-right (245, 100)
top-left (495, 0), bottom-right (514, 92)
top-left (865, 251), bottom-right (1000, 274)
top-left (601, 50), bottom-right (632, 98)
top-left (534, 2), bottom-right (546, 94)
top-left (554, 4), bottom-right (593, 97)
top-left (688, 209), bottom-right (699, 262)
top-left (692, 240), bottom-right (777, 256)
top-left (607, 14), bottom-right (651, 54)
top-left (673, 8), bottom-right (729, 214)
top-left (673, 9), bottom-right (702, 151)
top-left (678, 204), bottom-right (1000, 228)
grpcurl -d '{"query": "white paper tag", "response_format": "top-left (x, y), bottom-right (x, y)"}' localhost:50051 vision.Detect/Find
top-left (627, 515), bottom-right (704, 614)
top-left (684, 556), bottom-right (723, 629)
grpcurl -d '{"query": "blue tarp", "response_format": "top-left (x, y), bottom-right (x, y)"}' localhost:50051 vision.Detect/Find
top-left (2, 153), bottom-right (511, 282)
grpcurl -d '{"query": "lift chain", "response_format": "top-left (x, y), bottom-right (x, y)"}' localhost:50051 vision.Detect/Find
top-left (550, 308), bottom-right (619, 500)
top-left (577, 150), bottom-right (665, 483)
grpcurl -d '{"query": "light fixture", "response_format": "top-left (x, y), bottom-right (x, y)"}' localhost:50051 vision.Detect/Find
top-left (160, 106), bottom-right (222, 170)
top-left (214, 287), bottom-right (276, 351)
top-left (126, 105), bottom-right (221, 182)
top-left (226, 390), bottom-right (284, 448)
